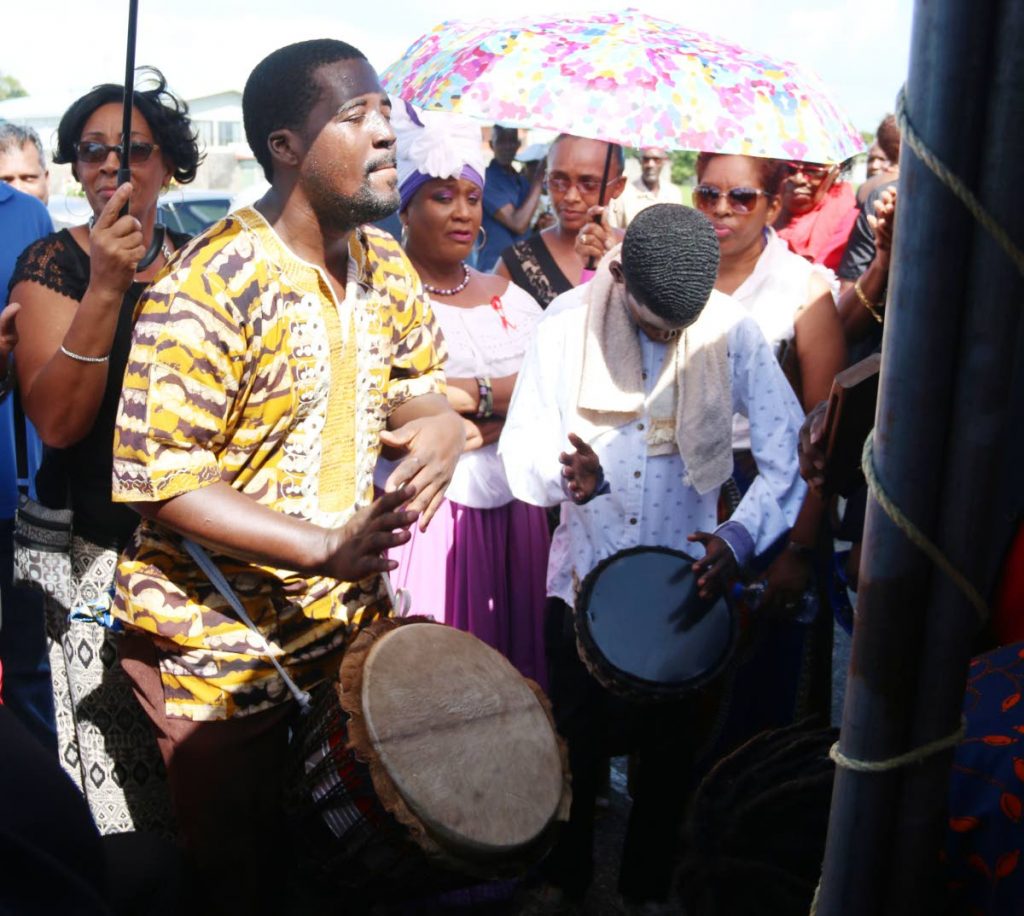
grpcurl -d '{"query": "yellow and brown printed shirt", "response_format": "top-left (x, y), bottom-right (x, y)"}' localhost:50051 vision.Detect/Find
top-left (111, 207), bottom-right (446, 721)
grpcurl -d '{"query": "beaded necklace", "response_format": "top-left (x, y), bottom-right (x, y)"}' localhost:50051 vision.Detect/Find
top-left (421, 262), bottom-right (471, 297)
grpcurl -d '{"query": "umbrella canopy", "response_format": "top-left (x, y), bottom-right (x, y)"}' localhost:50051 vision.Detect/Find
top-left (382, 9), bottom-right (864, 164)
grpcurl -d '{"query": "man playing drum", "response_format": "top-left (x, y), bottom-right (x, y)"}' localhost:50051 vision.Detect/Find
top-left (501, 203), bottom-right (806, 911)
top-left (108, 40), bottom-right (463, 911)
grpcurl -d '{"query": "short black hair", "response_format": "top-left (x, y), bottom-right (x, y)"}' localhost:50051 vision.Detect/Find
top-left (244, 39), bottom-right (367, 182)
top-left (549, 133), bottom-right (626, 175)
top-left (621, 204), bottom-right (720, 326)
top-left (0, 124), bottom-right (46, 170)
top-left (53, 67), bottom-right (200, 185)
top-left (875, 114), bottom-right (901, 165)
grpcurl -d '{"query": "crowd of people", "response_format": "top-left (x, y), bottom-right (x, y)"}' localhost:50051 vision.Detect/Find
top-left (0, 33), bottom-right (1016, 916)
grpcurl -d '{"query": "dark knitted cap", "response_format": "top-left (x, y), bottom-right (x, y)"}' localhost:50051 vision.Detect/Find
top-left (621, 203), bottom-right (720, 326)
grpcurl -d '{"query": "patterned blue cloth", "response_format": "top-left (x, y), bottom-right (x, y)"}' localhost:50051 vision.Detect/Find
top-left (945, 642), bottom-right (1024, 915)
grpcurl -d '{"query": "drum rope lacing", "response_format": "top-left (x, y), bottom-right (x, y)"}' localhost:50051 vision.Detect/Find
top-left (807, 82), bottom-right (1024, 915)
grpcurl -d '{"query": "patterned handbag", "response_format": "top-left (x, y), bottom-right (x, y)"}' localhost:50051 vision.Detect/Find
top-left (11, 398), bottom-right (72, 607)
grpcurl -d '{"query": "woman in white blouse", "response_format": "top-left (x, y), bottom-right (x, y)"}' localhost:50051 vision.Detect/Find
top-left (691, 152), bottom-right (846, 608)
top-left (376, 103), bottom-right (549, 684)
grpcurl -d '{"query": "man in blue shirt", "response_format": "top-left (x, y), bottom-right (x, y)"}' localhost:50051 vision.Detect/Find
top-left (0, 181), bottom-right (56, 752)
top-left (479, 125), bottom-right (545, 272)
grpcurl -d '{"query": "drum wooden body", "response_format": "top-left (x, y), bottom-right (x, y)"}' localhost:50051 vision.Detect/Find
top-left (286, 618), bottom-right (570, 895)
top-left (574, 546), bottom-right (737, 700)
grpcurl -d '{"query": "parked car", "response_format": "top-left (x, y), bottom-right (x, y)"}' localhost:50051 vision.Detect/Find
top-left (157, 188), bottom-right (232, 235)
top-left (47, 189), bottom-right (232, 235)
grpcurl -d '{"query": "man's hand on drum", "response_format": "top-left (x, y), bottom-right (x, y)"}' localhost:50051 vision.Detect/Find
top-left (381, 394), bottom-right (466, 530)
top-left (559, 432), bottom-right (602, 503)
top-left (687, 532), bottom-right (738, 600)
top-left (323, 486), bottom-right (419, 582)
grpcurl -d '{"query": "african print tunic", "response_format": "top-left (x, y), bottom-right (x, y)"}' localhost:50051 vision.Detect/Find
top-left (111, 207), bottom-right (446, 721)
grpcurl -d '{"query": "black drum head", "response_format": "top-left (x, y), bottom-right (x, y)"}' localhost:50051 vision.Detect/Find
top-left (574, 546), bottom-right (736, 699)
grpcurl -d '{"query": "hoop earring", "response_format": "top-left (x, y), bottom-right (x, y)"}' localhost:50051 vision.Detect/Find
top-left (475, 225), bottom-right (488, 253)
top-left (400, 224), bottom-right (409, 248)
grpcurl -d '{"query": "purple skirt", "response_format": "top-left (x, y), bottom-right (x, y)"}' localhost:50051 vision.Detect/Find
top-left (387, 497), bottom-right (550, 689)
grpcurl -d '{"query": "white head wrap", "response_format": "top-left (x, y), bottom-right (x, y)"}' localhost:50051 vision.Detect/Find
top-left (392, 101), bottom-right (486, 210)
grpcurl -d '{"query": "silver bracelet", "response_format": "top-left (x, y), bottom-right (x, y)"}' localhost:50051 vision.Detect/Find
top-left (60, 344), bottom-right (109, 364)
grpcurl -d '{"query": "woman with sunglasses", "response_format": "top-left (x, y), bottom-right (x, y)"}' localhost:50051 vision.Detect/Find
top-left (496, 134), bottom-right (626, 307)
top-left (8, 68), bottom-right (199, 836)
top-left (377, 104), bottom-right (550, 685)
top-left (685, 152), bottom-right (845, 757)
top-left (773, 158), bottom-right (859, 271)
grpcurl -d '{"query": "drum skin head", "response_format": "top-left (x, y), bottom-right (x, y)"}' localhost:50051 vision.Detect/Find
top-left (576, 546), bottom-right (736, 698)
top-left (361, 623), bottom-right (564, 856)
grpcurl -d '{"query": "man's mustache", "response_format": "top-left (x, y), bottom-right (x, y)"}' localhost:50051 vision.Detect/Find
top-left (365, 154), bottom-right (397, 176)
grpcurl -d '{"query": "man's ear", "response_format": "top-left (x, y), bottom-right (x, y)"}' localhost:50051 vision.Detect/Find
top-left (606, 174), bottom-right (628, 201)
top-left (267, 129), bottom-right (303, 173)
top-left (609, 260), bottom-right (625, 284)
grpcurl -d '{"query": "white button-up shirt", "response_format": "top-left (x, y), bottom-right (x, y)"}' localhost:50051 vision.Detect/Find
top-left (499, 299), bottom-right (806, 607)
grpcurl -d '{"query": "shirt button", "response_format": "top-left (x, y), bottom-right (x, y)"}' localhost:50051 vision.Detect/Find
top-left (629, 517), bottom-right (638, 525)
top-left (637, 422), bottom-right (645, 431)
top-left (642, 371), bottom-right (648, 380)
top-left (633, 470), bottom-right (641, 479)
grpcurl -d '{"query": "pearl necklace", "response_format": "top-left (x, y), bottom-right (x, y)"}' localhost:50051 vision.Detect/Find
top-left (422, 263), bottom-right (471, 297)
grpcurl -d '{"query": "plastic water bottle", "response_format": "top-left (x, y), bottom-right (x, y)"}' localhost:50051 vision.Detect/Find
top-left (731, 581), bottom-right (819, 624)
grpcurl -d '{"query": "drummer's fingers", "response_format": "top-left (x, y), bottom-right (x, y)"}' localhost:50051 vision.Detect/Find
top-left (366, 508), bottom-right (419, 534)
top-left (567, 432), bottom-right (593, 455)
top-left (363, 528), bottom-right (412, 554)
top-left (371, 485), bottom-right (416, 515)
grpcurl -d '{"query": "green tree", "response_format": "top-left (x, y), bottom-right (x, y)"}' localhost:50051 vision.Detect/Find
top-left (0, 73), bottom-right (28, 101)
top-left (669, 150), bottom-right (698, 187)
top-left (626, 147), bottom-right (699, 187)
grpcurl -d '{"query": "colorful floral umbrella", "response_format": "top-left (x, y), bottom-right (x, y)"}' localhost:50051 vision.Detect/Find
top-left (382, 9), bottom-right (864, 163)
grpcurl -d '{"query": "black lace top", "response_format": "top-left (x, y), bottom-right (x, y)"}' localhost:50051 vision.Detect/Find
top-left (9, 229), bottom-right (190, 550)
top-left (498, 234), bottom-right (574, 308)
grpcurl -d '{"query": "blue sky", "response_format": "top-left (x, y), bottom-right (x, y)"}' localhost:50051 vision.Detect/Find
top-left (8, 1), bottom-right (914, 131)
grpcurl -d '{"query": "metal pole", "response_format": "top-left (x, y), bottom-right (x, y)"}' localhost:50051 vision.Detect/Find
top-left (118, 0), bottom-right (139, 205)
top-left (886, 0), bottom-right (1024, 907)
top-left (815, 1), bottom-right (998, 912)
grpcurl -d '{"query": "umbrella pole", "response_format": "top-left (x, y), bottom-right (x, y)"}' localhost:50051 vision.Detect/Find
top-left (118, 0), bottom-right (165, 269)
top-left (117, 0), bottom-right (139, 211)
top-left (584, 144), bottom-right (616, 273)
top-left (815, 1), bottom-right (1001, 913)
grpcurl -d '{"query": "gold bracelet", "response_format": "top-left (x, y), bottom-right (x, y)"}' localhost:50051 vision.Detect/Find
top-left (854, 278), bottom-right (884, 324)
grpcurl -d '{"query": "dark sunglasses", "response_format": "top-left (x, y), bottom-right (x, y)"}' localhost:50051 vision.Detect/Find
top-left (783, 161), bottom-right (832, 179)
top-left (546, 175), bottom-right (606, 195)
top-left (75, 140), bottom-right (160, 164)
top-left (692, 184), bottom-right (771, 214)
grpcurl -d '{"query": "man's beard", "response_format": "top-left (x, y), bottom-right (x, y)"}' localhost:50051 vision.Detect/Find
top-left (307, 156), bottom-right (400, 230)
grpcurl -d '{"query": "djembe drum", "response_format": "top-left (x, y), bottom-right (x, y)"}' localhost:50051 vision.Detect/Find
top-left (573, 546), bottom-right (738, 700)
top-left (286, 617), bottom-right (570, 897)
